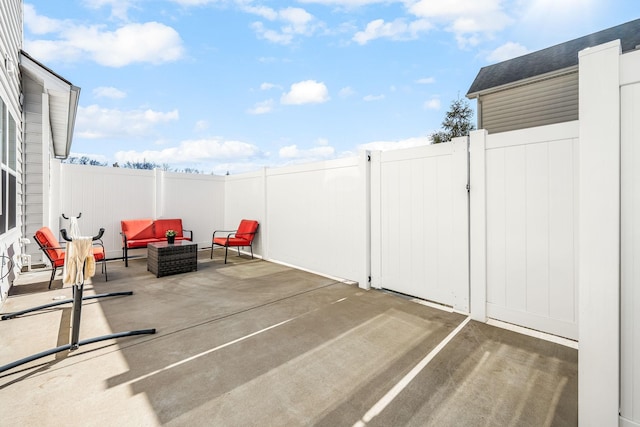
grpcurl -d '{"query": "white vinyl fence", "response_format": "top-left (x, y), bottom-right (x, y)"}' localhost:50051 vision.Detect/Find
top-left (620, 53), bottom-right (640, 427)
top-left (265, 157), bottom-right (369, 286)
top-left (474, 122), bottom-right (579, 340)
top-left (51, 165), bottom-right (225, 259)
top-left (370, 139), bottom-right (469, 312)
top-left (51, 130), bottom-right (579, 340)
top-left (22, 38), bottom-right (639, 426)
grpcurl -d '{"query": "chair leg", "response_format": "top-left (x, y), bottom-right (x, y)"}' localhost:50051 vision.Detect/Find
top-left (103, 258), bottom-right (108, 282)
top-left (210, 244), bottom-right (214, 259)
top-left (124, 247), bottom-right (129, 267)
top-left (250, 245), bottom-right (254, 259)
top-left (48, 266), bottom-right (57, 289)
top-left (224, 246), bottom-right (228, 264)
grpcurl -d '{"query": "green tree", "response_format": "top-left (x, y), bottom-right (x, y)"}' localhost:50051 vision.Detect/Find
top-left (122, 160), bottom-right (162, 170)
top-left (63, 156), bottom-right (107, 166)
top-left (430, 98), bottom-right (475, 144)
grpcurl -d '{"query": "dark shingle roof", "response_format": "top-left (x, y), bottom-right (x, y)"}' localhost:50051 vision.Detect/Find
top-left (467, 18), bottom-right (640, 96)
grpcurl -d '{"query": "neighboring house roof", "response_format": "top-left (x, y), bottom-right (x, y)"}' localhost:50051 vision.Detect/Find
top-left (19, 50), bottom-right (81, 159)
top-left (467, 18), bottom-right (640, 97)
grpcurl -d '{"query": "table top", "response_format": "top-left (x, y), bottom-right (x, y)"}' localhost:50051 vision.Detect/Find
top-left (148, 240), bottom-right (197, 249)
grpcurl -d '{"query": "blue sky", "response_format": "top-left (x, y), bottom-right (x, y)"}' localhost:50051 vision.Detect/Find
top-left (24, 1), bottom-right (638, 174)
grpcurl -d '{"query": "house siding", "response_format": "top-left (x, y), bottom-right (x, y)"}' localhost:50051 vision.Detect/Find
top-left (479, 71), bottom-right (578, 134)
top-left (0, 0), bottom-right (23, 301)
top-left (22, 74), bottom-right (48, 265)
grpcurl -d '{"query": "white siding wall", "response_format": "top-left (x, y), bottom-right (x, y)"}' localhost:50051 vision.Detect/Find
top-left (0, 0), bottom-right (22, 300)
top-left (480, 71), bottom-right (578, 134)
top-left (0, 0), bottom-right (22, 113)
top-left (620, 48), bottom-right (640, 427)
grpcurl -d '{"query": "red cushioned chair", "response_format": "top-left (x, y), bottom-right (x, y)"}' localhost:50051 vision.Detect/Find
top-left (211, 220), bottom-right (259, 263)
top-left (34, 226), bottom-right (107, 289)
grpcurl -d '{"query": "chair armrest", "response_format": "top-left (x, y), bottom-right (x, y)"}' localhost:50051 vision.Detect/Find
top-left (39, 244), bottom-right (65, 251)
top-left (120, 231), bottom-right (129, 247)
top-left (183, 229), bottom-right (193, 240)
top-left (212, 229), bottom-right (237, 240)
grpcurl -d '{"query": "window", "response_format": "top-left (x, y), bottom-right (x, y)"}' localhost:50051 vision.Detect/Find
top-left (0, 99), bottom-right (17, 234)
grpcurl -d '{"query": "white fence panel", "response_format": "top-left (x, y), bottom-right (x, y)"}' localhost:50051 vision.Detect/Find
top-left (621, 78), bottom-right (640, 425)
top-left (372, 140), bottom-right (469, 311)
top-left (225, 170), bottom-right (266, 257)
top-left (59, 165), bottom-right (225, 258)
top-left (160, 171), bottom-right (225, 247)
top-left (266, 155), bottom-right (368, 286)
top-left (60, 165), bottom-right (156, 258)
top-left (483, 122), bottom-right (579, 339)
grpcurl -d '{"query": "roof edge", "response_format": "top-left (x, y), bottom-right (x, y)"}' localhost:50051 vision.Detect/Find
top-left (466, 66), bottom-right (578, 99)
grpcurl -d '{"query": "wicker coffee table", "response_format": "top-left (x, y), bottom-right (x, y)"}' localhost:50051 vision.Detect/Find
top-left (147, 241), bottom-right (198, 277)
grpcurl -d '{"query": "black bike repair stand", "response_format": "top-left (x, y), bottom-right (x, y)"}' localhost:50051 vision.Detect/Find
top-left (0, 223), bottom-right (156, 374)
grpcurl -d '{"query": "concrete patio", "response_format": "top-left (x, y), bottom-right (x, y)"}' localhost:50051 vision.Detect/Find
top-left (0, 249), bottom-right (577, 426)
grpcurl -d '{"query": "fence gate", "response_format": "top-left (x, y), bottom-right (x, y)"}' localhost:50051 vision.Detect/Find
top-left (370, 139), bottom-right (469, 312)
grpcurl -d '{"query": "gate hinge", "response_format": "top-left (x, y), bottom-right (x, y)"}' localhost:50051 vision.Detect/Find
top-left (466, 183), bottom-right (470, 192)
top-left (368, 276), bottom-right (372, 283)
top-left (367, 154), bottom-right (371, 162)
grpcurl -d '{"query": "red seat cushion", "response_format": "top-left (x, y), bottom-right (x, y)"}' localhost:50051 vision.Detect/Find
top-left (121, 219), bottom-right (155, 240)
top-left (126, 238), bottom-right (161, 248)
top-left (35, 227), bottom-right (65, 265)
top-left (36, 227), bottom-right (105, 266)
top-left (213, 237), bottom-right (251, 247)
top-left (154, 219), bottom-right (184, 239)
top-left (92, 247), bottom-right (105, 261)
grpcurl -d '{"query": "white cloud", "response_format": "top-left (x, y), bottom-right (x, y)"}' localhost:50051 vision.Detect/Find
top-left (169, 0), bottom-right (222, 6)
top-left (517, 0), bottom-right (598, 27)
top-left (23, 4), bottom-right (66, 34)
top-left (416, 77), bottom-right (436, 84)
top-left (114, 138), bottom-right (262, 166)
top-left (280, 7), bottom-right (314, 32)
top-left (279, 144), bottom-right (335, 161)
top-left (353, 18), bottom-right (432, 45)
top-left (93, 86), bottom-right (127, 99)
top-left (251, 22), bottom-right (294, 44)
top-left (247, 99), bottom-right (275, 114)
top-left (194, 120), bottom-right (209, 131)
top-left (242, 5), bottom-right (279, 20)
top-left (82, 0), bottom-right (137, 21)
top-left (339, 86), bottom-right (355, 98)
top-left (281, 80), bottom-right (330, 105)
top-left (297, 0), bottom-right (388, 6)
top-left (260, 82), bottom-right (278, 90)
top-left (24, 6), bottom-right (184, 67)
top-left (358, 136), bottom-right (431, 151)
top-left (424, 98), bottom-right (441, 110)
top-left (487, 41), bottom-right (529, 62)
top-left (250, 6), bottom-right (321, 45)
top-left (409, 0), bottom-right (512, 47)
top-left (75, 105), bottom-right (179, 139)
top-left (363, 94), bottom-right (385, 102)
